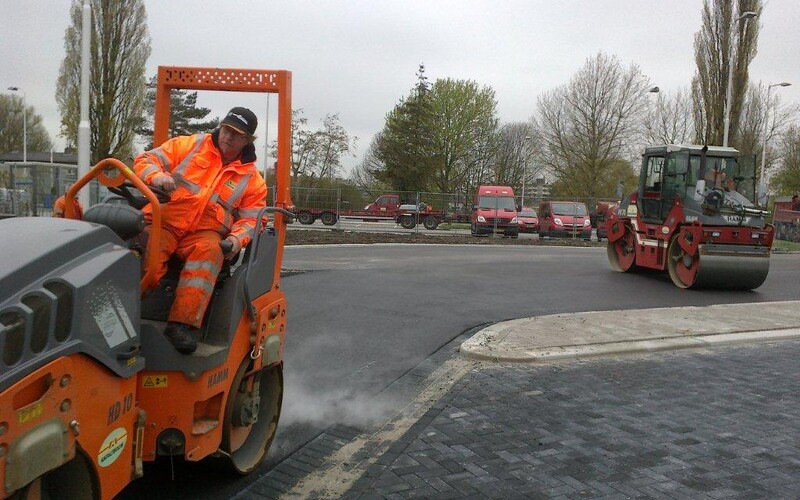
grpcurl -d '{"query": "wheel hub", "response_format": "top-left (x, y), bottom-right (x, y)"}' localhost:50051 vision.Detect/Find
top-left (233, 389), bottom-right (260, 427)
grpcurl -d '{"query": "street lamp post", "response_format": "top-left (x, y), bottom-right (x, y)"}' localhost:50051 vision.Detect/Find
top-left (759, 82), bottom-right (791, 204)
top-left (7, 87), bottom-right (26, 162)
top-left (723, 10), bottom-right (758, 147)
top-left (521, 136), bottom-right (531, 208)
top-left (648, 87), bottom-right (660, 114)
top-left (643, 87), bottom-right (660, 145)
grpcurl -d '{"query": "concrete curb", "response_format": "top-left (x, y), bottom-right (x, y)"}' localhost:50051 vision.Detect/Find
top-left (460, 328), bottom-right (800, 363)
top-left (460, 302), bottom-right (800, 363)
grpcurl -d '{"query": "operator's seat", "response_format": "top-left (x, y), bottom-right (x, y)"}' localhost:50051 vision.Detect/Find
top-left (138, 243), bottom-right (239, 329)
top-left (82, 202), bottom-right (146, 241)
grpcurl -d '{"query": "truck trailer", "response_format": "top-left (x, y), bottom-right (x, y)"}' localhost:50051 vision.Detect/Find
top-left (292, 193), bottom-right (468, 230)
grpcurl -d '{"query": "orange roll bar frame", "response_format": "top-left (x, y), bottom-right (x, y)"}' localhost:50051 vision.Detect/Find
top-left (65, 158), bottom-right (163, 293)
top-left (153, 66), bottom-right (293, 294)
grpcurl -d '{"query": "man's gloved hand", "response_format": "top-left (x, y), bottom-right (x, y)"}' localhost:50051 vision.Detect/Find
top-left (221, 235), bottom-right (241, 259)
top-left (151, 172), bottom-right (177, 192)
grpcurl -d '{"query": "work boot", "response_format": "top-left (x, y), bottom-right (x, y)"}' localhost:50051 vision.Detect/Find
top-left (164, 322), bottom-right (197, 354)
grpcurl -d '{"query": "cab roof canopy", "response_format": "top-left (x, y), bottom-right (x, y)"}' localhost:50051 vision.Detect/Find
top-left (643, 144), bottom-right (740, 156)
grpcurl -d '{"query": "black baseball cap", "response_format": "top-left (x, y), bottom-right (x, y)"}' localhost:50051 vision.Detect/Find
top-left (220, 107), bottom-right (258, 137)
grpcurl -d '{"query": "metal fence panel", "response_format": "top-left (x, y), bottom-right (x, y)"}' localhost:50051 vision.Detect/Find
top-left (0, 162), bottom-right (107, 217)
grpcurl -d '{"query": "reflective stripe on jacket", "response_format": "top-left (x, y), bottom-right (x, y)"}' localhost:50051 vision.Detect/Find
top-left (133, 133), bottom-right (267, 246)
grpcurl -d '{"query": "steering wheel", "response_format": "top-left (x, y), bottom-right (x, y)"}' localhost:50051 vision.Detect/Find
top-left (109, 181), bottom-right (172, 209)
top-left (704, 189), bottom-right (724, 212)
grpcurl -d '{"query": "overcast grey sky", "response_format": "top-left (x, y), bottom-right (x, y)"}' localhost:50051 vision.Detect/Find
top-left (2, 0), bottom-right (799, 173)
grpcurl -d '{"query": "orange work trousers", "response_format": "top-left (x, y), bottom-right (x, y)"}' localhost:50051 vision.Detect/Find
top-left (144, 229), bottom-right (224, 328)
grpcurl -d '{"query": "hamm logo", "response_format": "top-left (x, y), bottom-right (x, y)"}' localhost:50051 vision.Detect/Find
top-left (208, 367), bottom-right (229, 388)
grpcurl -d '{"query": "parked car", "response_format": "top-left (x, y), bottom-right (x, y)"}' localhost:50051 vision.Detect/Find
top-left (538, 200), bottom-right (591, 239)
top-left (517, 207), bottom-right (539, 233)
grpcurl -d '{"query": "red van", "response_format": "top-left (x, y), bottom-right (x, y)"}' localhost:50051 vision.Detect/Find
top-left (538, 200), bottom-right (591, 239)
top-left (471, 185), bottom-right (519, 237)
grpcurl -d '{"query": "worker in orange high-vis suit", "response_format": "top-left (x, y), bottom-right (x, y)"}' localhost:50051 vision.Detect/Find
top-left (133, 107), bottom-right (267, 354)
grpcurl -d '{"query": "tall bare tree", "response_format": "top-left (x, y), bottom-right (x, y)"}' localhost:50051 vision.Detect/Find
top-left (0, 94), bottom-right (53, 156)
top-left (736, 84), bottom-right (767, 156)
top-left (351, 133), bottom-right (386, 191)
top-left (271, 109), bottom-right (356, 187)
top-left (737, 82), bottom-right (798, 158)
top-left (534, 52), bottom-right (649, 199)
top-left (770, 125), bottom-right (800, 195)
top-left (641, 87), bottom-right (695, 146)
top-left (281, 109), bottom-right (313, 181)
top-left (491, 122), bottom-right (541, 194)
top-left (56, 0), bottom-right (151, 163)
top-left (691, 0), bottom-right (762, 146)
top-left (314, 113), bottom-right (357, 180)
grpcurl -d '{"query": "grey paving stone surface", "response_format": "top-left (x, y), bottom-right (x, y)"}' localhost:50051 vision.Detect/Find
top-left (346, 340), bottom-right (800, 499)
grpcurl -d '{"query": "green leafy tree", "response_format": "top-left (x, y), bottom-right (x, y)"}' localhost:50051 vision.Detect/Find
top-left (371, 66), bottom-right (500, 195)
top-left (0, 94), bottom-right (53, 156)
top-left (137, 76), bottom-right (219, 148)
top-left (56, 0), bottom-right (151, 162)
top-left (427, 78), bottom-right (499, 194)
top-left (691, 0), bottom-right (762, 146)
top-left (548, 158), bottom-right (637, 200)
top-left (371, 64), bottom-right (437, 192)
top-left (535, 52), bottom-right (649, 199)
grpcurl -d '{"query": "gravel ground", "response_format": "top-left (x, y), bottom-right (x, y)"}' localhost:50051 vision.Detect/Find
top-left (285, 228), bottom-right (603, 247)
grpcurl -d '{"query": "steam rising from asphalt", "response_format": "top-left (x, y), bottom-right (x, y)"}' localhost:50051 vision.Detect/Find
top-left (274, 302), bottom-right (418, 434)
top-left (278, 325), bottom-right (401, 428)
top-left (280, 374), bottom-right (395, 428)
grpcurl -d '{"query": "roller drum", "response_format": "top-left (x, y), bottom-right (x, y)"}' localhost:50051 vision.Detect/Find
top-left (692, 244), bottom-right (770, 290)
